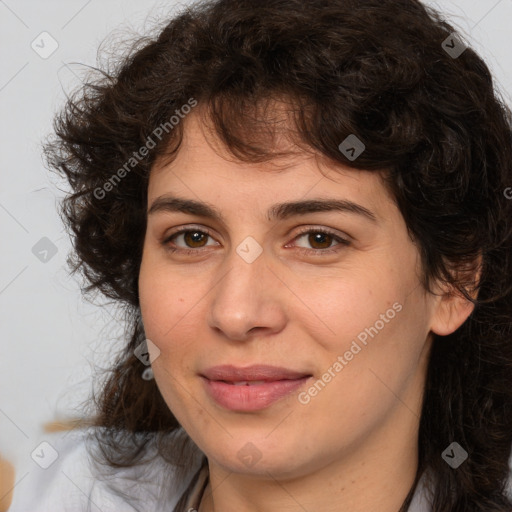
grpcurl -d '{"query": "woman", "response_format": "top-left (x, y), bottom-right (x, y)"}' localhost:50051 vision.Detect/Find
top-left (8, 0), bottom-right (512, 510)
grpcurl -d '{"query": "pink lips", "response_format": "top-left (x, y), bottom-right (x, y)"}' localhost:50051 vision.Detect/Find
top-left (200, 364), bottom-right (312, 411)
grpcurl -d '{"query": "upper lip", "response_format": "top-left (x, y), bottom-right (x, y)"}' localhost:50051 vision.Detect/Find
top-left (200, 365), bottom-right (311, 382)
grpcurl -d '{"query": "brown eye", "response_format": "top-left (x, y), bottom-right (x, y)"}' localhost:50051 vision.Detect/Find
top-left (163, 228), bottom-right (217, 253)
top-left (307, 232), bottom-right (334, 250)
top-left (183, 231), bottom-right (208, 248)
top-left (290, 228), bottom-right (351, 256)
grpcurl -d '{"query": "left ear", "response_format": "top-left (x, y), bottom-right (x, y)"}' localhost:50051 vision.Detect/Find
top-left (429, 254), bottom-right (482, 337)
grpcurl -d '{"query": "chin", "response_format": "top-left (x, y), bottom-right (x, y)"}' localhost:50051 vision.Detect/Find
top-left (203, 436), bottom-right (314, 479)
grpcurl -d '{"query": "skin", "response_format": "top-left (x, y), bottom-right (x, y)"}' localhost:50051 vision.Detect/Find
top-left (138, 107), bottom-right (475, 512)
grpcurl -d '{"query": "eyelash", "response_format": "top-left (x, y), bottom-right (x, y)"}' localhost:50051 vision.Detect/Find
top-left (161, 225), bottom-right (351, 257)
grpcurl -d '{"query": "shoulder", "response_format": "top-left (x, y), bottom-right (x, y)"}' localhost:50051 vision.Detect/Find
top-left (7, 427), bottom-right (204, 512)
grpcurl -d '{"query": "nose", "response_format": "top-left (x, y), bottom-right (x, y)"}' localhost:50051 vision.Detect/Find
top-left (207, 246), bottom-right (288, 342)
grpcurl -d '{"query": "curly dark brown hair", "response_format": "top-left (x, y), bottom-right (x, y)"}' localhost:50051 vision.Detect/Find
top-left (45, 0), bottom-right (512, 510)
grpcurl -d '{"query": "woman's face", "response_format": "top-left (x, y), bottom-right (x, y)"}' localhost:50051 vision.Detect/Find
top-left (138, 110), bottom-right (463, 479)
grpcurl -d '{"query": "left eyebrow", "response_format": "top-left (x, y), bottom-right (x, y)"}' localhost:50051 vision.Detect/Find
top-left (147, 195), bottom-right (379, 223)
top-left (268, 198), bottom-right (378, 223)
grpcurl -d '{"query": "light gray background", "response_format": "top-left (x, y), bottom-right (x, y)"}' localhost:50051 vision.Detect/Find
top-left (0, 0), bottom-right (511, 480)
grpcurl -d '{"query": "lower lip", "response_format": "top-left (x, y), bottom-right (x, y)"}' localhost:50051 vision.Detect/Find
top-left (201, 376), bottom-right (311, 411)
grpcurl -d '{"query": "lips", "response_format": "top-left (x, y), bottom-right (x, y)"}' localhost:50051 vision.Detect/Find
top-left (200, 364), bottom-right (311, 382)
top-left (200, 365), bottom-right (313, 411)
top-left (229, 380), bottom-right (267, 386)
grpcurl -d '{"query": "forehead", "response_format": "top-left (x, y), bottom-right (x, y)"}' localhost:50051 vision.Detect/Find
top-left (148, 110), bottom-right (396, 218)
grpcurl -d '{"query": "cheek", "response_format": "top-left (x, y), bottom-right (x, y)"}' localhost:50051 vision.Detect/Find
top-left (293, 264), bottom-right (403, 355)
top-left (138, 263), bottom-right (197, 413)
top-left (138, 252), bottom-right (201, 343)
top-left (296, 264), bottom-right (428, 404)
top-left (296, 298), bottom-right (429, 448)
top-left (137, 256), bottom-right (212, 416)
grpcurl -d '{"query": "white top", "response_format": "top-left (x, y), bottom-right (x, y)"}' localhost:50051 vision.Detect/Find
top-left (7, 427), bottom-right (512, 512)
